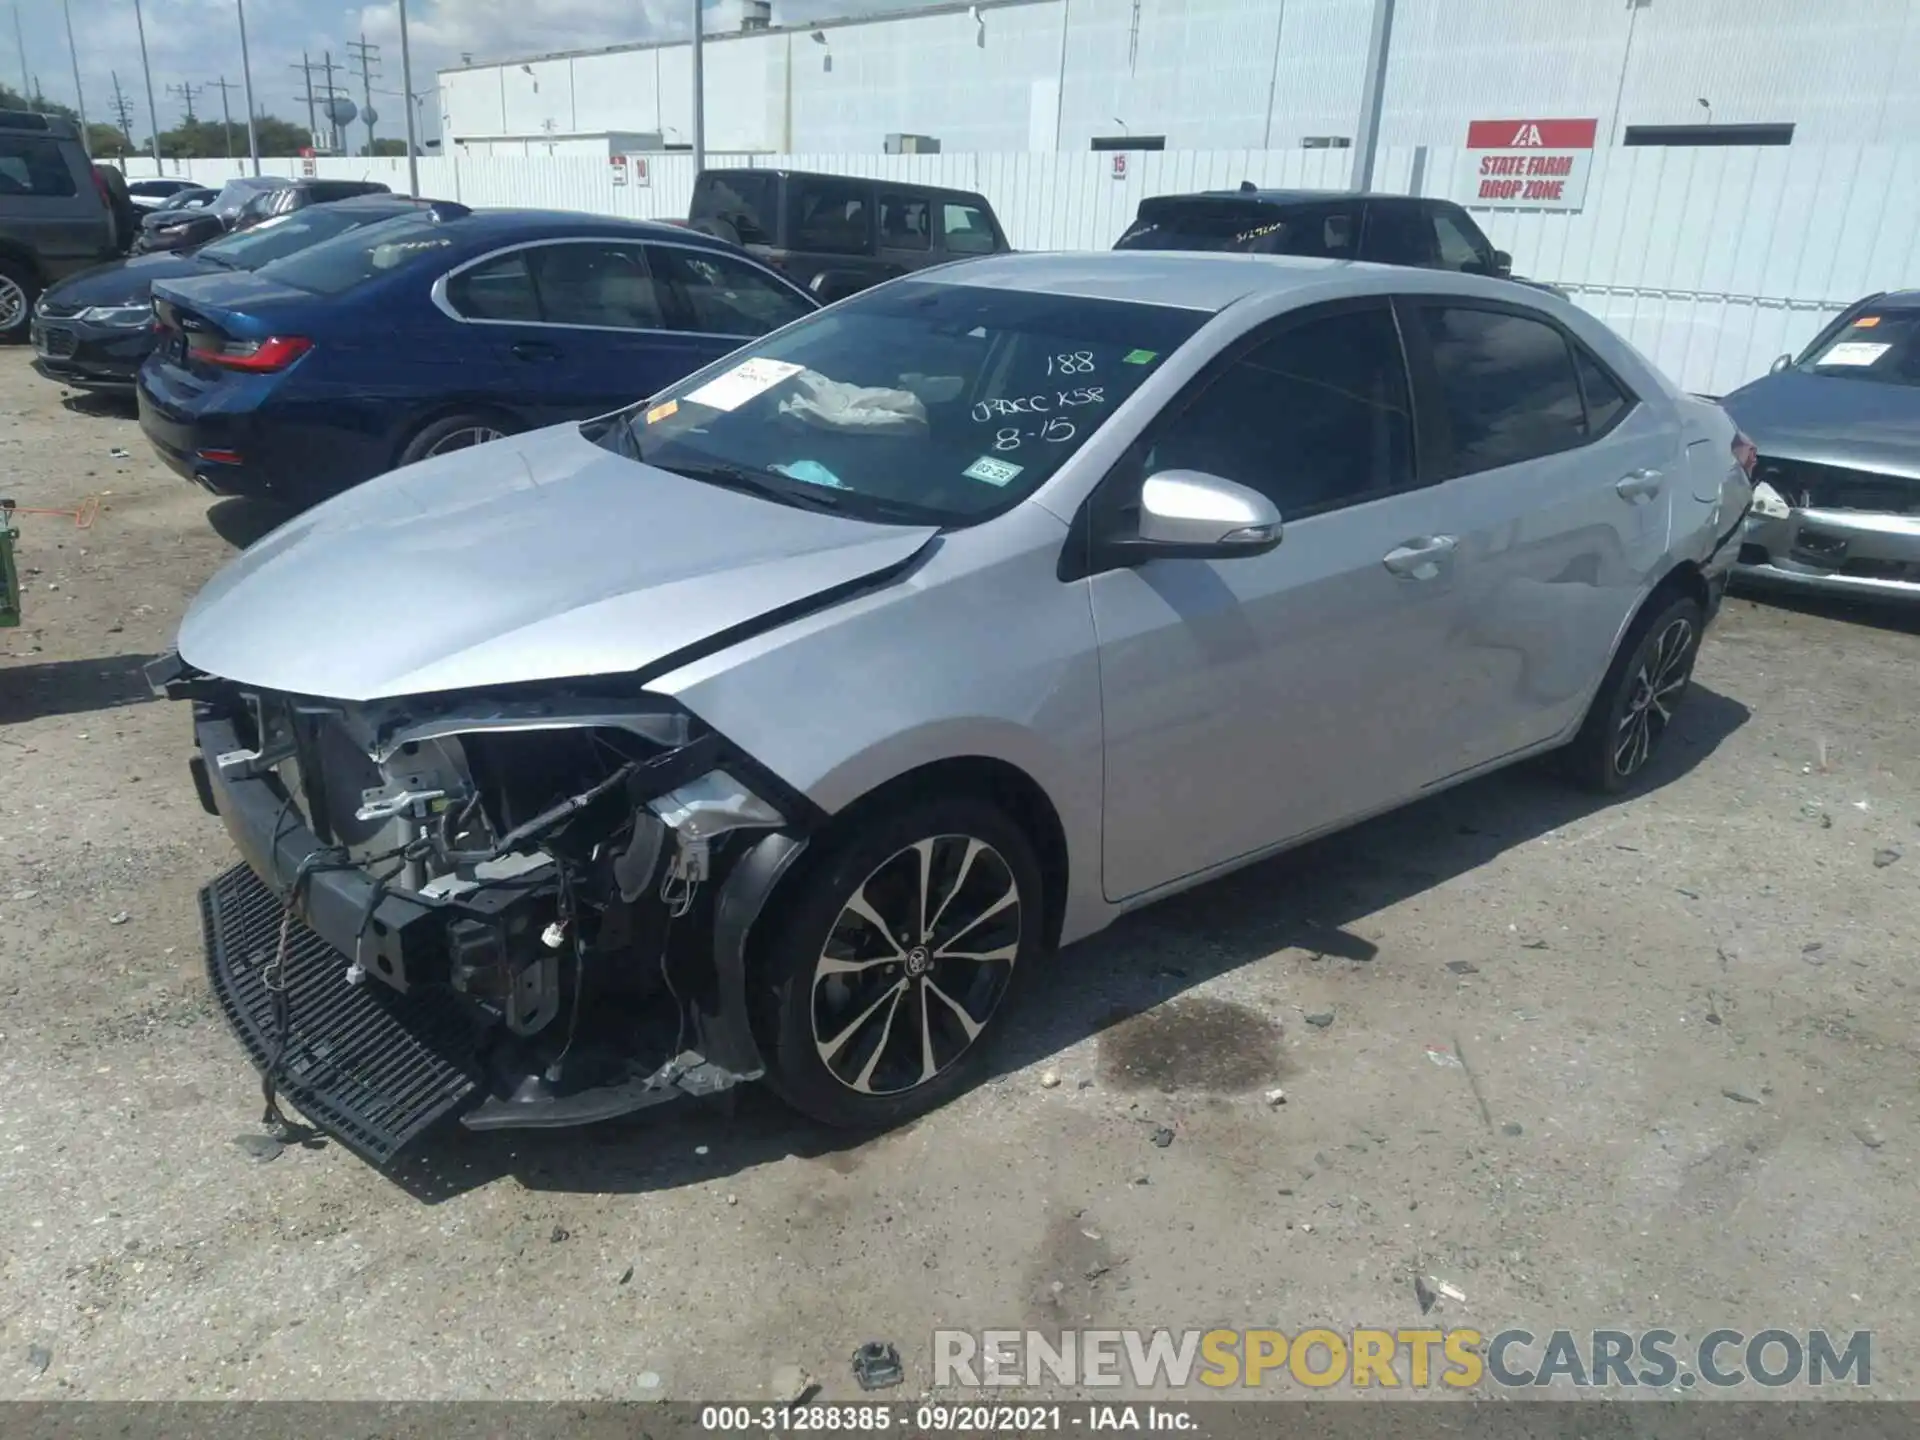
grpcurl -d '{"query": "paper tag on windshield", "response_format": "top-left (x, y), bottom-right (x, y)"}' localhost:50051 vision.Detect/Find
top-left (685, 357), bottom-right (804, 412)
top-left (1819, 341), bottom-right (1890, 367)
top-left (963, 456), bottom-right (1023, 487)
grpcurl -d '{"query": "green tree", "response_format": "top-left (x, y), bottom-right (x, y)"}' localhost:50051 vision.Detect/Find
top-left (153, 114), bottom-right (312, 159)
top-left (87, 123), bottom-right (133, 157)
top-left (368, 138), bottom-right (409, 156)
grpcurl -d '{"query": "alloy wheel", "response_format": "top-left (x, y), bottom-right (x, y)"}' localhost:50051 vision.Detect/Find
top-left (425, 425), bottom-right (504, 456)
top-left (811, 835), bottom-right (1022, 1096)
top-left (1614, 616), bottom-right (1694, 777)
top-left (0, 275), bottom-right (27, 333)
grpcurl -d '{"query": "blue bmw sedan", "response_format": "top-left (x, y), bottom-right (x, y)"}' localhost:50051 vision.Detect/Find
top-left (136, 209), bottom-right (820, 506)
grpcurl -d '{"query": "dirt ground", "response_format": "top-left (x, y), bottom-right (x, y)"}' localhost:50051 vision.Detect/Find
top-left (0, 347), bottom-right (1916, 1404)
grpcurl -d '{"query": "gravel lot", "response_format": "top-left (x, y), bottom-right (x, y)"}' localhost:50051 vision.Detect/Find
top-left (1, 347), bottom-right (1916, 1403)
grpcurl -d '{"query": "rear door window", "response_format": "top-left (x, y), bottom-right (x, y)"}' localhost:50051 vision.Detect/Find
top-left (648, 244), bottom-right (814, 336)
top-left (526, 242), bottom-right (664, 329)
top-left (0, 136), bottom-right (76, 197)
top-left (690, 172), bottom-right (778, 246)
top-left (789, 177), bottom-right (873, 255)
top-left (1412, 304), bottom-right (1589, 475)
top-left (939, 198), bottom-right (998, 255)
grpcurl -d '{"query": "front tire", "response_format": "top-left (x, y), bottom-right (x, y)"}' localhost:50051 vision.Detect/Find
top-left (755, 796), bottom-right (1044, 1129)
top-left (1564, 593), bottom-right (1705, 793)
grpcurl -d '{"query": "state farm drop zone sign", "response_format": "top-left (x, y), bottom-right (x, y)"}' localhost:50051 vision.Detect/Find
top-left (1462, 118), bottom-right (1597, 211)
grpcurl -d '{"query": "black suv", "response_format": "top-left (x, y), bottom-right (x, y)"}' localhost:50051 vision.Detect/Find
top-left (1115, 186), bottom-right (1565, 296)
top-left (689, 168), bottom-right (1011, 302)
top-left (0, 110), bottom-right (120, 343)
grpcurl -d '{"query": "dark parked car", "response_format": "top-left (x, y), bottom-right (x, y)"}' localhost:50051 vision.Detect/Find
top-left (1115, 186), bottom-right (1566, 297)
top-left (128, 177), bottom-right (202, 210)
top-left (32, 195), bottom-right (469, 393)
top-left (689, 167), bottom-right (1010, 301)
top-left (138, 209), bottom-right (818, 505)
top-left (1722, 291), bottom-right (1920, 603)
top-left (0, 110), bottom-right (122, 342)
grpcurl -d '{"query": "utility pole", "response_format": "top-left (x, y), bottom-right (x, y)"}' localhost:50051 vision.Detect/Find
top-left (209, 76), bottom-right (238, 157)
top-left (168, 80), bottom-right (203, 125)
top-left (292, 54), bottom-right (318, 147)
top-left (11, 4), bottom-right (27, 101)
top-left (396, 0), bottom-right (420, 194)
top-left (348, 33), bottom-right (381, 154)
top-left (133, 0), bottom-right (162, 166)
top-left (236, 0), bottom-right (259, 175)
top-left (60, 0), bottom-right (87, 148)
top-left (321, 50), bottom-right (338, 152)
top-left (1349, 0), bottom-right (1395, 192)
top-left (691, 0), bottom-right (705, 174)
top-left (109, 72), bottom-right (136, 152)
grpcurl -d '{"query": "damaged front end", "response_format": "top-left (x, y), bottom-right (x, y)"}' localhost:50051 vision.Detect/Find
top-left (149, 651), bottom-right (816, 1165)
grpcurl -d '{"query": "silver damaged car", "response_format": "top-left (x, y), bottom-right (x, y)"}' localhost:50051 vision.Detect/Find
top-left (150, 252), bottom-right (1755, 1164)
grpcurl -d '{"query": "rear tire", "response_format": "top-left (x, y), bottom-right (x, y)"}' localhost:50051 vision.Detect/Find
top-left (1562, 592), bottom-right (1705, 794)
top-left (754, 795), bottom-right (1045, 1130)
top-left (397, 413), bottom-right (513, 467)
top-left (0, 258), bottom-right (38, 344)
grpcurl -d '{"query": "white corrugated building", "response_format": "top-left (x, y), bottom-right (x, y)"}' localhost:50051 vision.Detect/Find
top-left (439, 0), bottom-right (1920, 157)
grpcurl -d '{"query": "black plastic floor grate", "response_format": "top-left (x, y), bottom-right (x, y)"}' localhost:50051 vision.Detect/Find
top-left (200, 863), bottom-right (482, 1166)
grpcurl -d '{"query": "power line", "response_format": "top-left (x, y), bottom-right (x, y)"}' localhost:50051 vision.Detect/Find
top-left (167, 79), bottom-right (203, 124)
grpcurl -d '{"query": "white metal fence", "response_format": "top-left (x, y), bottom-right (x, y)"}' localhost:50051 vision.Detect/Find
top-left (119, 144), bottom-right (1920, 397)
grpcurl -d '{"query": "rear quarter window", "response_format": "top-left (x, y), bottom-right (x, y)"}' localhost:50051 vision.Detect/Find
top-left (0, 136), bottom-right (77, 197)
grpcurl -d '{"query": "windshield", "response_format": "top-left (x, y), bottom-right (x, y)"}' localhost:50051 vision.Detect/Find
top-left (254, 213), bottom-right (461, 297)
top-left (1794, 307), bottom-right (1920, 387)
top-left (197, 205), bottom-right (410, 270)
top-left (599, 279), bottom-right (1206, 526)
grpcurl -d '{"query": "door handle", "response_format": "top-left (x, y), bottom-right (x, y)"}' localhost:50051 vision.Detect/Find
top-left (511, 340), bottom-right (559, 362)
top-left (1615, 468), bottom-right (1664, 502)
top-left (1381, 535), bottom-right (1458, 579)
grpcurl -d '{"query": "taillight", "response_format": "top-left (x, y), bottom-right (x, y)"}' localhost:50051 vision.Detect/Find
top-left (189, 334), bottom-right (313, 372)
top-left (1731, 431), bottom-right (1757, 478)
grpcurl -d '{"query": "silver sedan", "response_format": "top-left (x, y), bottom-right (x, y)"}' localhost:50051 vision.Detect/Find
top-left (154, 250), bottom-right (1754, 1162)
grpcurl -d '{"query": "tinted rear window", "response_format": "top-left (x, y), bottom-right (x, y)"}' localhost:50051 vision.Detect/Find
top-left (254, 214), bottom-right (461, 296)
top-left (691, 172), bottom-right (778, 246)
top-left (1116, 199), bottom-right (1357, 257)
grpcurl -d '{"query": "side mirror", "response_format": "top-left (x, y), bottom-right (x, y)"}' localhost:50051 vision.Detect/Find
top-left (1128, 471), bottom-right (1283, 560)
top-left (1769, 353), bottom-right (1793, 375)
top-left (1490, 249), bottom-right (1513, 278)
top-left (809, 269), bottom-right (868, 304)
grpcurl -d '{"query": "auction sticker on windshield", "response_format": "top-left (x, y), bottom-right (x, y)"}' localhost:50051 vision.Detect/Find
top-left (963, 456), bottom-right (1023, 487)
top-left (685, 357), bottom-right (805, 412)
top-left (645, 399), bottom-right (679, 425)
top-left (1818, 341), bottom-right (1891, 366)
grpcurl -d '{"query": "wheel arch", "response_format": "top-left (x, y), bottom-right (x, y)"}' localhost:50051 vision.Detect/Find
top-left (0, 241), bottom-right (43, 284)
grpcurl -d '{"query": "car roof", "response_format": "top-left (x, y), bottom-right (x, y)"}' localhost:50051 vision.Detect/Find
top-left (1869, 289), bottom-right (1920, 309)
top-left (443, 208), bottom-right (744, 249)
top-left (916, 249), bottom-right (1524, 314)
top-left (700, 167), bottom-right (982, 198)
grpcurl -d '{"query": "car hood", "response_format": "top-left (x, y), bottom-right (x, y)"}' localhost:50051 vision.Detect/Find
top-left (176, 423), bottom-right (940, 702)
top-left (43, 251), bottom-right (212, 307)
top-left (1721, 369), bottom-right (1920, 481)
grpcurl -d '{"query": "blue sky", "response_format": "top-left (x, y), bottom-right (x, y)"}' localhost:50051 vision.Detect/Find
top-left (7, 0), bottom-right (928, 143)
